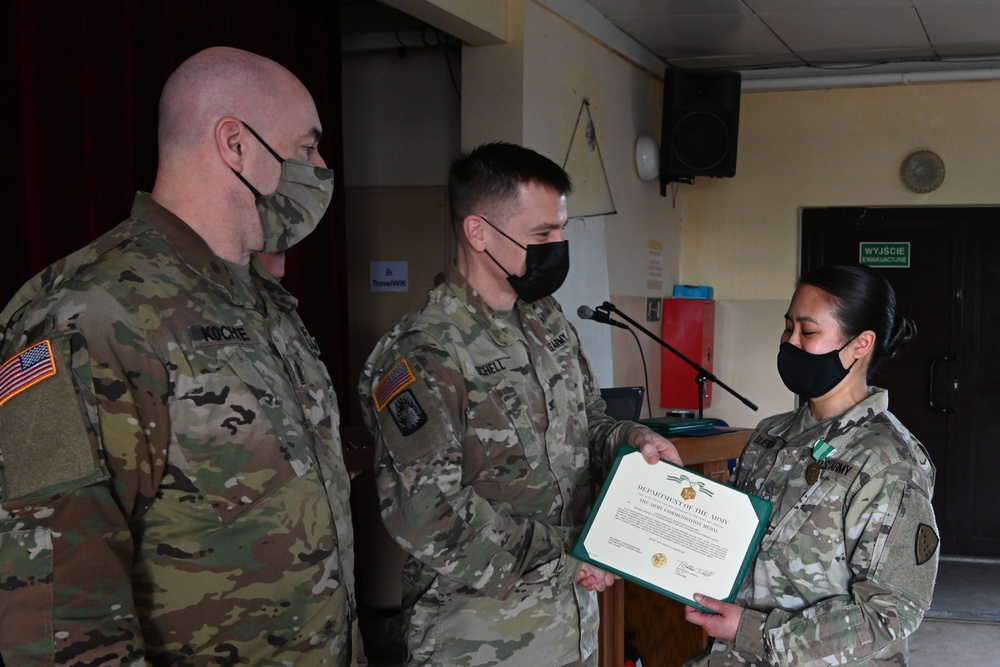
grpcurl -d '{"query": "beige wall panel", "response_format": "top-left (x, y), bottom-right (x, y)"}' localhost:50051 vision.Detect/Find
top-left (345, 186), bottom-right (451, 426)
top-left (711, 299), bottom-right (792, 429)
top-left (521, 2), bottom-right (680, 299)
top-left (342, 49), bottom-right (460, 187)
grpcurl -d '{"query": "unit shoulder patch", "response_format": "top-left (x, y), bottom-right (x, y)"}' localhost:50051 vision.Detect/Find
top-left (388, 389), bottom-right (427, 436)
top-left (915, 523), bottom-right (939, 565)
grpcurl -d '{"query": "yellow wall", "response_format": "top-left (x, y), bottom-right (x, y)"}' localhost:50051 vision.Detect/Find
top-left (681, 79), bottom-right (1000, 426)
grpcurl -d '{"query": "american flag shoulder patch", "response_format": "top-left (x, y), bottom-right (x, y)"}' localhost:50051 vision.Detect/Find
top-left (373, 359), bottom-right (417, 412)
top-left (0, 340), bottom-right (58, 406)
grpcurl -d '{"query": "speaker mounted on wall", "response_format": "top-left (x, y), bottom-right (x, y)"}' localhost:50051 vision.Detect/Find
top-left (660, 68), bottom-right (742, 195)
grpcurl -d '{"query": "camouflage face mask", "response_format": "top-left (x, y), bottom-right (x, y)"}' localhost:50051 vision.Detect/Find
top-left (232, 121), bottom-right (335, 253)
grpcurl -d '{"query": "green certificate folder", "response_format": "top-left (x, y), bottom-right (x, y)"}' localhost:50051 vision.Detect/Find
top-left (571, 445), bottom-right (772, 612)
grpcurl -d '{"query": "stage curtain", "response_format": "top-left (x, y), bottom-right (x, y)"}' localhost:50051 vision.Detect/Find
top-left (3, 0), bottom-right (350, 405)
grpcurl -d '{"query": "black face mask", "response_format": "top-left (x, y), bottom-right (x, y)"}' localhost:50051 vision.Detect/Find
top-left (777, 339), bottom-right (858, 398)
top-left (481, 216), bottom-right (570, 303)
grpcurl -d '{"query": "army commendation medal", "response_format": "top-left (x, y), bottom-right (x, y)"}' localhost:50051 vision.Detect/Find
top-left (805, 463), bottom-right (821, 485)
top-left (806, 439), bottom-right (836, 484)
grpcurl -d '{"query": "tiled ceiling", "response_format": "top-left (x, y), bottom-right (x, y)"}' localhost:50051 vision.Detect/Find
top-left (582, 0), bottom-right (1000, 72)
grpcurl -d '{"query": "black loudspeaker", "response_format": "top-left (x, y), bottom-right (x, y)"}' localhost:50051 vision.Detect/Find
top-left (660, 68), bottom-right (741, 193)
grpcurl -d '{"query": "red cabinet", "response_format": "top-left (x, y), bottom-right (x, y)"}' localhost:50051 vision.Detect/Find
top-left (659, 298), bottom-right (715, 410)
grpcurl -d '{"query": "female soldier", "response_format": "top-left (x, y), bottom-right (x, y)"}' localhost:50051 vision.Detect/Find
top-left (685, 263), bottom-right (939, 667)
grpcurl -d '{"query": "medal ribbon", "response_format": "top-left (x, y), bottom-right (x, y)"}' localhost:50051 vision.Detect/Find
top-left (805, 439), bottom-right (835, 485)
top-left (812, 439), bottom-right (835, 461)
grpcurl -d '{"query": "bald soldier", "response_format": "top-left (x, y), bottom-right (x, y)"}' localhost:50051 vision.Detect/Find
top-left (0, 47), bottom-right (363, 665)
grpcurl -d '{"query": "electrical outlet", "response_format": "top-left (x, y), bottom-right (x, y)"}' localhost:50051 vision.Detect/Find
top-left (646, 298), bottom-right (661, 322)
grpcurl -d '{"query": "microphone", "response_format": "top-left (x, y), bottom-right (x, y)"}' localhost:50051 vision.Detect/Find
top-left (577, 305), bottom-right (629, 329)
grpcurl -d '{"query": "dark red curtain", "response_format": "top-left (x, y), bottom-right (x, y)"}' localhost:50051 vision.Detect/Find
top-left (3, 0), bottom-right (350, 407)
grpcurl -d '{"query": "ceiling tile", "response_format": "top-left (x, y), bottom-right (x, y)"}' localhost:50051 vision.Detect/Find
top-left (746, 0), bottom-right (914, 10)
top-left (612, 14), bottom-right (790, 60)
top-left (919, 6), bottom-right (1000, 56)
top-left (759, 7), bottom-right (929, 56)
top-left (586, 0), bottom-right (753, 19)
top-left (912, 0), bottom-right (1000, 7)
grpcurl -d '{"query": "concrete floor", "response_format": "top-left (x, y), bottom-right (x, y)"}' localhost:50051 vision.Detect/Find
top-left (366, 617), bottom-right (998, 666)
top-left (909, 618), bottom-right (1000, 666)
top-left (365, 557), bottom-right (1000, 666)
top-left (909, 556), bottom-right (1000, 665)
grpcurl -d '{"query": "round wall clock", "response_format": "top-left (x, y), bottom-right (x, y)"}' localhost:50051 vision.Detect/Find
top-left (901, 150), bottom-right (945, 194)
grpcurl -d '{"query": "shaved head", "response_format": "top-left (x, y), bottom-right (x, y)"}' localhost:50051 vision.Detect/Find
top-left (150, 46), bottom-right (325, 264)
top-left (158, 46), bottom-right (310, 164)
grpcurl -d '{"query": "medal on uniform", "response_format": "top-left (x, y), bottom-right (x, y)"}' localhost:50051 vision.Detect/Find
top-left (806, 439), bottom-right (835, 484)
top-left (805, 463), bottom-right (821, 484)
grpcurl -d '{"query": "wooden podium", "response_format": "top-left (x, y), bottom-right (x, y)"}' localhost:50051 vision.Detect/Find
top-left (597, 428), bottom-right (750, 667)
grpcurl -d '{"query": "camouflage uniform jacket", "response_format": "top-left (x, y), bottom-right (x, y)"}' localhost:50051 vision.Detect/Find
top-left (0, 193), bottom-right (362, 666)
top-left (358, 269), bottom-right (638, 667)
top-left (700, 388), bottom-right (938, 667)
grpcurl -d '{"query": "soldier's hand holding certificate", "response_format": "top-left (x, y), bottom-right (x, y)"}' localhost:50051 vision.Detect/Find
top-left (572, 446), bottom-right (771, 612)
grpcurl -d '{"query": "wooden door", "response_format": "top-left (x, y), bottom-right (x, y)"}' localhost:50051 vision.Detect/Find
top-left (802, 207), bottom-right (1000, 557)
top-left (956, 222), bottom-right (1000, 557)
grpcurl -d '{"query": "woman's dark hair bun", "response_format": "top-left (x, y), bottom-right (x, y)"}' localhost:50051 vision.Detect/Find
top-left (885, 315), bottom-right (917, 359)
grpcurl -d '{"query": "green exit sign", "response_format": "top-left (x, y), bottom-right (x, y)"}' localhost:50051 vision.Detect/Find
top-left (859, 242), bottom-right (910, 268)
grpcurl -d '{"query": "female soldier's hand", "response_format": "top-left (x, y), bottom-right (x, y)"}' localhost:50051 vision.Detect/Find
top-left (684, 593), bottom-right (744, 641)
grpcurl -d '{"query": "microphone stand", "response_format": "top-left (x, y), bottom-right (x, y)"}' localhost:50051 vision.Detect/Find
top-left (599, 301), bottom-right (758, 419)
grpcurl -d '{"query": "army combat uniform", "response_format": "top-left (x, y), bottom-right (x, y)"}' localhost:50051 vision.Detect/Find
top-left (358, 269), bottom-right (638, 667)
top-left (0, 194), bottom-right (361, 666)
top-left (696, 388), bottom-right (938, 667)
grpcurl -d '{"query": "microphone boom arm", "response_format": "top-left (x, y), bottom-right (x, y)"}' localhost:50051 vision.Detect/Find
top-left (599, 301), bottom-right (758, 417)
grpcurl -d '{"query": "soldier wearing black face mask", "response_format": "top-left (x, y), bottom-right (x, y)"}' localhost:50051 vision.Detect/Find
top-left (478, 214), bottom-right (570, 304)
top-left (683, 264), bottom-right (938, 667)
top-left (358, 142), bottom-right (681, 667)
top-left (776, 334), bottom-right (859, 398)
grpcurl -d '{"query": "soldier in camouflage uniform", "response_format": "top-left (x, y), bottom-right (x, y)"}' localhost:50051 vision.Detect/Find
top-left (685, 264), bottom-right (938, 667)
top-left (0, 47), bottom-right (363, 665)
top-left (358, 143), bottom-right (681, 667)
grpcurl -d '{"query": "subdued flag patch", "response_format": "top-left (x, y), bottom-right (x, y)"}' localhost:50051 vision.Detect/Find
top-left (0, 341), bottom-right (57, 406)
top-left (374, 359), bottom-right (416, 411)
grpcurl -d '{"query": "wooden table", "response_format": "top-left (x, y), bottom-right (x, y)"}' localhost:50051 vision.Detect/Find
top-left (597, 428), bottom-right (751, 667)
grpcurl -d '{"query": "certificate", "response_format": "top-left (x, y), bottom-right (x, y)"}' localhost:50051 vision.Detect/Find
top-left (572, 446), bottom-right (771, 611)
